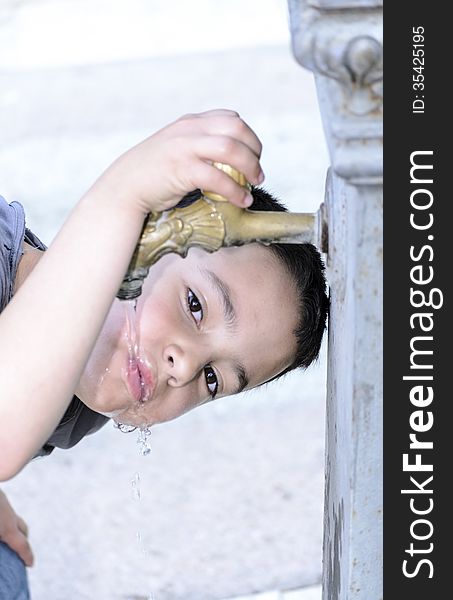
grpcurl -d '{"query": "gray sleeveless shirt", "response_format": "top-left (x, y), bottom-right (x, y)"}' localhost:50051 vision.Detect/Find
top-left (0, 195), bottom-right (108, 457)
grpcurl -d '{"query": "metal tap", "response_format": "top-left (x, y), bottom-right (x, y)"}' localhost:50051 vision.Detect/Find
top-left (117, 163), bottom-right (327, 300)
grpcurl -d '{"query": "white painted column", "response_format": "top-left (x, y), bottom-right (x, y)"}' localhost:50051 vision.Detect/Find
top-left (287, 2), bottom-right (383, 598)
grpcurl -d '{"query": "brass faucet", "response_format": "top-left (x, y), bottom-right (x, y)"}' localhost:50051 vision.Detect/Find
top-left (117, 163), bottom-right (327, 300)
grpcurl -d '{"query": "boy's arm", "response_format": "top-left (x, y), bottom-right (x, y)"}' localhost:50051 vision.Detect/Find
top-left (0, 110), bottom-right (263, 480)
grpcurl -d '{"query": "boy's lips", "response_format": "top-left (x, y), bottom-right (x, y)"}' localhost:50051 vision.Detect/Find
top-left (125, 357), bottom-right (155, 403)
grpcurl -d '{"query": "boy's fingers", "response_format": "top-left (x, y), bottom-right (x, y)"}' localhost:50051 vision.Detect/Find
top-left (17, 516), bottom-right (29, 537)
top-left (178, 112), bottom-right (263, 159)
top-left (189, 160), bottom-right (254, 208)
top-left (2, 530), bottom-right (34, 567)
top-left (209, 116), bottom-right (263, 159)
top-left (193, 135), bottom-right (264, 187)
top-left (180, 108), bottom-right (240, 120)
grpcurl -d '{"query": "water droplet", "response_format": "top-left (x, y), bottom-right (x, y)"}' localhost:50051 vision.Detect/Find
top-left (131, 472), bottom-right (141, 501)
top-left (113, 421), bottom-right (137, 434)
top-left (137, 426), bottom-right (152, 456)
top-left (128, 467), bottom-right (156, 598)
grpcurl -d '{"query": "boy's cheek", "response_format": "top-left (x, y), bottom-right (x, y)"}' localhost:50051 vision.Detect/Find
top-left (138, 299), bottom-right (182, 350)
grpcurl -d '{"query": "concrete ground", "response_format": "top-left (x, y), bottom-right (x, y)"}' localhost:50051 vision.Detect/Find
top-left (0, 1), bottom-right (329, 599)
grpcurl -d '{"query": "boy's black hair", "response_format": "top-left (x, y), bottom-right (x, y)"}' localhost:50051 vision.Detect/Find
top-left (247, 186), bottom-right (329, 381)
top-left (178, 188), bottom-right (330, 380)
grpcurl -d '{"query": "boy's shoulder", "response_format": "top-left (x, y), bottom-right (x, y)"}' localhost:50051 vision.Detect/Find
top-left (34, 397), bottom-right (109, 458)
top-left (0, 195), bottom-right (26, 312)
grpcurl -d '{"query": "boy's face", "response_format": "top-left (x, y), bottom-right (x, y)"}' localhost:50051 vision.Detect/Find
top-left (77, 244), bottom-right (298, 427)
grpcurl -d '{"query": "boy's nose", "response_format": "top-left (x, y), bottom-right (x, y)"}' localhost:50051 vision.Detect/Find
top-left (163, 343), bottom-right (204, 387)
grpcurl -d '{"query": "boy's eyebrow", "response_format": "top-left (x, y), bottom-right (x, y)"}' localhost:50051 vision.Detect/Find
top-left (200, 268), bottom-right (236, 328)
top-left (232, 362), bottom-right (249, 395)
top-left (199, 267), bottom-right (250, 394)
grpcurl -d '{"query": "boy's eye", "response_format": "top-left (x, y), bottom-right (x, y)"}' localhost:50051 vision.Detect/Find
top-left (187, 288), bottom-right (203, 324)
top-left (204, 365), bottom-right (218, 399)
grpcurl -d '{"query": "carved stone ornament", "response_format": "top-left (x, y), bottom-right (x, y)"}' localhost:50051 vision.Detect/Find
top-left (288, 0), bottom-right (383, 184)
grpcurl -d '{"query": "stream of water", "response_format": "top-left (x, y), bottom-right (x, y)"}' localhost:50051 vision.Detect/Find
top-left (116, 300), bottom-right (157, 597)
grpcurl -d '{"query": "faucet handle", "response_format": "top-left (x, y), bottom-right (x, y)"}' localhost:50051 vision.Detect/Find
top-left (202, 162), bottom-right (252, 202)
top-left (117, 163), bottom-right (322, 301)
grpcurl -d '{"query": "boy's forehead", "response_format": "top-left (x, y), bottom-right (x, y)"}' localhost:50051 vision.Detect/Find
top-left (188, 243), bottom-right (282, 276)
top-left (186, 245), bottom-right (297, 318)
top-left (202, 246), bottom-right (298, 371)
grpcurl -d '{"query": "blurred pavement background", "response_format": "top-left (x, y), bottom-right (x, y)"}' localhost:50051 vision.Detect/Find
top-left (0, 1), bottom-right (330, 599)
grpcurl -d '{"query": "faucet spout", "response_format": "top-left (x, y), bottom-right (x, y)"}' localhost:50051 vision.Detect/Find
top-left (221, 203), bottom-right (318, 246)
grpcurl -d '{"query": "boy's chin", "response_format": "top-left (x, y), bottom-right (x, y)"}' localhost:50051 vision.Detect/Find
top-left (94, 408), bottom-right (124, 419)
top-left (110, 402), bottom-right (156, 428)
top-left (79, 392), bottom-right (127, 419)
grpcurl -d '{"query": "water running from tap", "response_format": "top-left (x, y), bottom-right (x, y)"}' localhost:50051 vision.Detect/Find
top-left (130, 468), bottom-right (158, 599)
top-left (113, 300), bottom-right (153, 453)
top-left (123, 299), bottom-right (151, 404)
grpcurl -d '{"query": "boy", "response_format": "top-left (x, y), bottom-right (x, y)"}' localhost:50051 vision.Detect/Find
top-left (0, 110), bottom-right (328, 597)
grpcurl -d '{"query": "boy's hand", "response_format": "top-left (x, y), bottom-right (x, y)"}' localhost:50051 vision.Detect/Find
top-left (0, 489), bottom-right (34, 567)
top-left (96, 109), bottom-right (264, 214)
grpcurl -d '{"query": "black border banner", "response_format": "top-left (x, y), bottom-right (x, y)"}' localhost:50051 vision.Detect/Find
top-left (384, 3), bottom-right (450, 596)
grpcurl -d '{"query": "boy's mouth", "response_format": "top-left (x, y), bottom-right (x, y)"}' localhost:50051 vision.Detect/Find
top-left (125, 356), bottom-right (155, 403)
